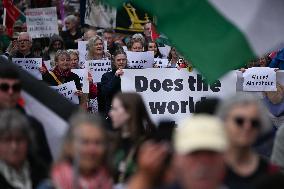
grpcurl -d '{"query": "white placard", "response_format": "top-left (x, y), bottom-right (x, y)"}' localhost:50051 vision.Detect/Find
top-left (12, 58), bottom-right (42, 80)
top-left (121, 68), bottom-right (236, 123)
top-left (26, 7), bottom-right (59, 38)
top-left (87, 59), bottom-right (112, 83)
top-left (71, 69), bottom-right (89, 93)
top-left (51, 81), bottom-right (79, 104)
top-left (78, 41), bottom-right (88, 68)
top-left (243, 67), bottom-right (277, 91)
top-left (158, 45), bottom-right (171, 58)
top-left (126, 51), bottom-right (154, 69)
top-left (44, 60), bottom-right (52, 71)
top-left (154, 58), bottom-right (169, 68)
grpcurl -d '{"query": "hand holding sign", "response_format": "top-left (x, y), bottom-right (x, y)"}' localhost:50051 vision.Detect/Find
top-left (115, 68), bottom-right (124, 77)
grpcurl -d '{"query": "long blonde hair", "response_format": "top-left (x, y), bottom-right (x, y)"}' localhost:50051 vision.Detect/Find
top-left (87, 36), bottom-right (105, 60)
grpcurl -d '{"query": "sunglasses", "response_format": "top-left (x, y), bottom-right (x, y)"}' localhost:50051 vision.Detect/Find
top-left (233, 116), bottom-right (261, 129)
top-left (0, 83), bottom-right (22, 93)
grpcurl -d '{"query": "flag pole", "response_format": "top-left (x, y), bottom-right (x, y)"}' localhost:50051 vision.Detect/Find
top-left (3, 8), bottom-right (6, 26)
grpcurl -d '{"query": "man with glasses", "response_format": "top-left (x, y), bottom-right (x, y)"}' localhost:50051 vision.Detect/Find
top-left (10, 32), bottom-right (47, 74)
top-left (0, 63), bottom-right (52, 167)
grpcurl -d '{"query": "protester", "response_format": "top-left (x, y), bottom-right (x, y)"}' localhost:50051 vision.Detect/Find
top-left (128, 114), bottom-right (228, 189)
top-left (68, 49), bottom-right (80, 69)
top-left (0, 63), bottom-right (52, 167)
top-left (61, 15), bottom-right (82, 49)
top-left (43, 50), bottom-right (83, 98)
top-left (51, 112), bottom-right (113, 189)
top-left (0, 109), bottom-right (48, 189)
top-left (10, 32), bottom-right (47, 74)
top-left (103, 28), bottom-right (119, 55)
top-left (43, 34), bottom-right (65, 68)
top-left (100, 50), bottom-right (127, 118)
top-left (167, 47), bottom-right (179, 68)
top-left (87, 36), bottom-right (110, 60)
top-left (83, 28), bottom-right (97, 41)
top-left (127, 38), bottom-right (144, 52)
top-left (109, 92), bottom-right (156, 184)
top-left (217, 93), bottom-right (279, 189)
top-left (146, 40), bottom-right (163, 58)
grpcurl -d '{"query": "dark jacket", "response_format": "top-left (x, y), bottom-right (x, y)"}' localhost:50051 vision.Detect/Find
top-left (10, 51), bottom-right (38, 59)
top-left (43, 72), bottom-right (82, 90)
top-left (0, 155), bottom-right (48, 189)
top-left (100, 70), bottom-right (121, 117)
top-left (60, 29), bottom-right (82, 49)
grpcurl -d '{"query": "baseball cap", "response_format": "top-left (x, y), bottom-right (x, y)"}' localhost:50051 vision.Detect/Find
top-left (174, 114), bottom-right (228, 154)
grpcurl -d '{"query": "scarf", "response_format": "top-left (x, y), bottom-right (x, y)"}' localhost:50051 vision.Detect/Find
top-left (0, 160), bottom-right (32, 189)
top-left (52, 161), bottom-right (113, 189)
top-left (52, 66), bottom-right (72, 83)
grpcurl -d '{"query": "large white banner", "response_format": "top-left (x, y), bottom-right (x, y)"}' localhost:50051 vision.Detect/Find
top-left (12, 58), bottom-right (42, 80)
top-left (121, 68), bottom-right (237, 123)
top-left (126, 51), bottom-right (154, 69)
top-left (84, 0), bottom-right (116, 28)
top-left (87, 59), bottom-right (112, 83)
top-left (26, 7), bottom-right (59, 38)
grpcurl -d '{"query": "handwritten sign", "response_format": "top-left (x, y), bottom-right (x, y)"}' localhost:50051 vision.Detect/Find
top-left (12, 58), bottom-right (42, 80)
top-left (154, 58), bottom-right (169, 68)
top-left (44, 60), bottom-right (52, 71)
top-left (78, 41), bottom-right (88, 68)
top-left (126, 51), bottom-right (154, 69)
top-left (71, 69), bottom-right (89, 93)
top-left (51, 81), bottom-right (79, 104)
top-left (87, 59), bottom-right (112, 83)
top-left (243, 67), bottom-right (277, 91)
top-left (26, 7), bottom-right (58, 38)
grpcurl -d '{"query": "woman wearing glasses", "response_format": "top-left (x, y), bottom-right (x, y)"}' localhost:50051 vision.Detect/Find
top-left (217, 93), bottom-right (279, 189)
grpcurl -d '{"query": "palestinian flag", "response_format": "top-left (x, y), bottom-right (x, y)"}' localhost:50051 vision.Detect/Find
top-left (106, 0), bottom-right (284, 82)
top-left (3, 0), bottom-right (26, 37)
top-left (0, 57), bottom-right (78, 158)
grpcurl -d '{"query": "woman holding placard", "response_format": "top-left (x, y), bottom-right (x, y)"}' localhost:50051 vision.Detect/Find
top-left (100, 50), bottom-right (127, 123)
top-left (146, 40), bottom-right (163, 58)
top-left (87, 36), bottom-right (110, 60)
top-left (43, 50), bottom-right (83, 99)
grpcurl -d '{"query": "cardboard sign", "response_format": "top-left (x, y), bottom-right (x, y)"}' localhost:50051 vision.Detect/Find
top-left (71, 69), bottom-right (89, 93)
top-left (26, 7), bottom-right (59, 38)
top-left (51, 81), bottom-right (79, 104)
top-left (243, 67), bottom-right (277, 91)
top-left (121, 68), bottom-right (236, 123)
top-left (126, 51), bottom-right (154, 69)
top-left (154, 58), bottom-right (169, 68)
top-left (78, 41), bottom-right (88, 68)
top-left (12, 58), bottom-right (42, 80)
top-left (87, 59), bottom-right (112, 83)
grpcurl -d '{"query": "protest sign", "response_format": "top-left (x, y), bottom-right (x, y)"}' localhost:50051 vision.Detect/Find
top-left (87, 59), bottom-right (112, 83)
top-left (121, 68), bottom-right (236, 123)
top-left (78, 41), bottom-right (88, 68)
top-left (154, 58), bottom-right (169, 68)
top-left (126, 51), bottom-right (154, 69)
top-left (26, 7), bottom-right (59, 38)
top-left (71, 69), bottom-right (89, 93)
top-left (51, 81), bottom-right (79, 104)
top-left (243, 67), bottom-right (277, 91)
top-left (12, 58), bottom-right (42, 80)
top-left (158, 45), bottom-right (171, 58)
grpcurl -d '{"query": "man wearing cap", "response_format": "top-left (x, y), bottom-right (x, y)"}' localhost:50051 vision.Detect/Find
top-left (128, 114), bottom-right (229, 189)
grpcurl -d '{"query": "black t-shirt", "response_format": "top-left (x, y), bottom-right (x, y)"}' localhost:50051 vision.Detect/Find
top-left (224, 157), bottom-right (278, 189)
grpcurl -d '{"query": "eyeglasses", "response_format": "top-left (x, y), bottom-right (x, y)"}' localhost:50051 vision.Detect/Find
top-left (232, 116), bottom-right (261, 129)
top-left (18, 39), bottom-right (30, 43)
top-left (0, 83), bottom-right (22, 93)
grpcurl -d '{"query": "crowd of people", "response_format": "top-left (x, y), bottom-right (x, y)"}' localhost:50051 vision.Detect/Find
top-left (1, 2), bottom-right (284, 188)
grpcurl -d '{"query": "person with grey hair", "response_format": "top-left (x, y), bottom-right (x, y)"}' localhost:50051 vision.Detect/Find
top-left (0, 109), bottom-right (48, 189)
top-left (217, 93), bottom-right (279, 189)
top-left (61, 15), bottom-right (82, 49)
top-left (50, 111), bottom-right (113, 189)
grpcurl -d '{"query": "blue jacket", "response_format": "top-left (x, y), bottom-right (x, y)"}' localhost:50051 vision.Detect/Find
top-left (269, 48), bottom-right (284, 70)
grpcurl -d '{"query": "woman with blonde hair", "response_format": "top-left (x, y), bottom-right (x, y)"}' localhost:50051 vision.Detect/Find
top-left (87, 36), bottom-right (110, 60)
